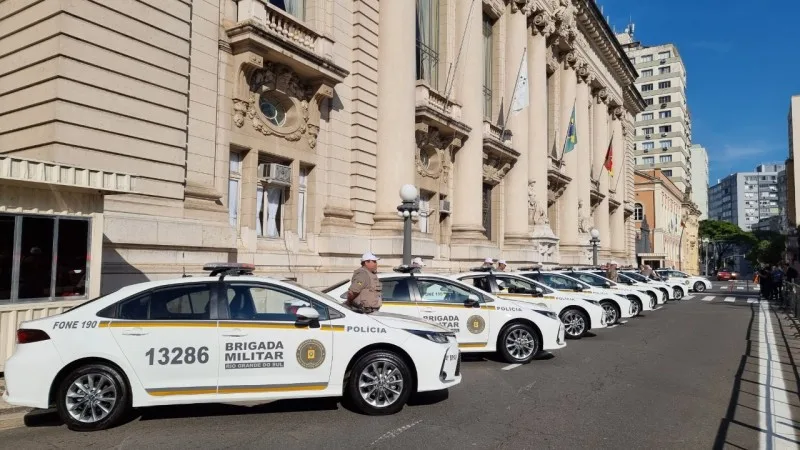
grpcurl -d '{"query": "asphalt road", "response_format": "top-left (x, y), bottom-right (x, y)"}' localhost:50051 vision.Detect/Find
top-left (0, 293), bottom-right (793, 449)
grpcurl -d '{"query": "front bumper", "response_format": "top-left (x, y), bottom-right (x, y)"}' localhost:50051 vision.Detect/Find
top-left (542, 322), bottom-right (567, 351)
top-left (416, 338), bottom-right (462, 392)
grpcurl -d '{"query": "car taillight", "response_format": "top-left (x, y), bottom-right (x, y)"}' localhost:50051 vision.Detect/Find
top-left (17, 329), bottom-right (50, 344)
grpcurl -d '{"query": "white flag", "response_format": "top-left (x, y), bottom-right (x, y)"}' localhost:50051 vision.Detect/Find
top-left (511, 50), bottom-right (529, 114)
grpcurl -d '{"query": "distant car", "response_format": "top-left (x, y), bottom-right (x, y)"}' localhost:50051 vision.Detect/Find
top-left (715, 268), bottom-right (738, 281)
top-left (656, 269), bottom-right (712, 292)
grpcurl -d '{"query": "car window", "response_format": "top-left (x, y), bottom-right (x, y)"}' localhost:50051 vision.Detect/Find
top-left (416, 279), bottom-right (477, 304)
top-left (495, 275), bottom-right (541, 294)
top-left (380, 279), bottom-right (414, 302)
top-left (225, 283), bottom-right (329, 321)
top-left (460, 276), bottom-right (492, 293)
top-left (321, 279), bottom-right (348, 294)
top-left (541, 274), bottom-right (579, 290)
top-left (573, 273), bottom-right (604, 287)
top-left (117, 284), bottom-right (213, 321)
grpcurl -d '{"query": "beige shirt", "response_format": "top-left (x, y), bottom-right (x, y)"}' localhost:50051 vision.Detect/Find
top-left (348, 266), bottom-right (382, 308)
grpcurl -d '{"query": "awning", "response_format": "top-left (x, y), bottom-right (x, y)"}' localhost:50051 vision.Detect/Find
top-left (0, 155), bottom-right (140, 195)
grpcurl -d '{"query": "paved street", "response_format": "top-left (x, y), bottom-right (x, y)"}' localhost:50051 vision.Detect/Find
top-left (2, 294), bottom-right (799, 449)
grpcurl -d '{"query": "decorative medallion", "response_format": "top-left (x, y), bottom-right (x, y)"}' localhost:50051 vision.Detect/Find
top-left (466, 315), bottom-right (486, 334)
top-left (296, 339), bottom-right (326, 369)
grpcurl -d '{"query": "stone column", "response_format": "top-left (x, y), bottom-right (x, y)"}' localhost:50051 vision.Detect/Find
top-left (557, 51), bottom-right (579, 247)
top-left (575, 62), bottom-right (592, 239)
top-left (372, 0), bottom-right (416, 230)
top-left (528, 12), bottom-right (555, 239)
top-left (451, 0), bottom-right (485, 240)
top-left (610, 106), bottom-right (626, 253)
top-left (503, 3), bottom-right (530, 243)
top-left (592, 90), bottom-right (610, 251)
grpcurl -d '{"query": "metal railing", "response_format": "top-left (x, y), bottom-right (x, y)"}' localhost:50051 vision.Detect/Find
top-left (781, 282), bottom-right (800, 319)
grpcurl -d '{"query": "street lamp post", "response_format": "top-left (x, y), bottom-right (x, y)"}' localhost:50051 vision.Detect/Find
top-left (589, 228), bottom-right (600, 266)
top-left (701, 237), bottom-right (710, 276)
top-left (397, 184), bottom-right (419, 266)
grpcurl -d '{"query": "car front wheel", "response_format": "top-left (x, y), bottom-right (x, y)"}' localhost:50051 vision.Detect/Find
top-left (346, 351), bottom-right (412, 416)
top-left (601, 301), bottom-right (620, 324)
top-left (647, 292), bottom-right (657, 309)
top-left (694, 281), bottom-right (706, 292)
top-left (673, 287), bottom-right (684, 300)
top-left (56, 363), bottom-right (130, 431)
top-left (498, 323), bottom-right (541, 364)
top-left (560, 308), bottom-right (589, 339)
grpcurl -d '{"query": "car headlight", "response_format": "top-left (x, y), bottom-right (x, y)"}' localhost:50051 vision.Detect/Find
top-left (534, 309), bottom-right (557, 320)
top-left (404, 329), bottom-right (454, 344)
top-left (584, 299), bottom-right (601, 306)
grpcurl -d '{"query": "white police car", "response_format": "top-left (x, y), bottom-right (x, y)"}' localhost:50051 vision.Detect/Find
top-left (656, 269), bottom-right (712, 293)
top-left (325, 267), bottom-right (566, 364)
top-left (558, 269), bottom-right (660, 311)
top-left (449, 270), bottom-right (607, 339)
top-left (516, 269), bottom-right (635, 325)
top-left (621, 270), bottom-right (689, 300)
top-left (2, 263), bottom-right (462, 431)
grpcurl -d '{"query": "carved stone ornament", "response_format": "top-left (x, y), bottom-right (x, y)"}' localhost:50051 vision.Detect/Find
top-left (550, 0), bottom-right (578, 45)
top-left (234, 61), bottom-right (321, 146)
top-left (577, 198), bottom-right (594, 233)
top-left (545, 46), bottom-right (558, 74)
top-left (612, 106), bottom-right (624, 119)
top-left (538, 242), bottom-right (556, 258)
top-left (415, 125), bottom-right (452, 182)
top-left (576, 61), bottom-right (592, 84)
top-left (483, 156), bottom-right (513, 184)
top-left (562, 51), bottom-right (578, 69)
top-left (595, 88), bottom-right (609, 103)
top-left (532, 12), bottom-right (556, 36)
top-left (528, 180), bottom-right (549, 225)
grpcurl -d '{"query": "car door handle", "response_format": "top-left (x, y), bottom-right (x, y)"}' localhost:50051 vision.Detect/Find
top-left (121, 328), bottom-right (148, 336)
top-left (222, 329), bottom-right (248, 337)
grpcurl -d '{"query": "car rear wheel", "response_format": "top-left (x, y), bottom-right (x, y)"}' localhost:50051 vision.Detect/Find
top-left (56, 363), bottom-right (130, 431)
top-left (694, 281), bottom-right (706, 292)
top-left (560, 308), bottom-right (588, 339)
top-left (673, 287), bottom-right (684, 300)
top-left (346, 351), bottom-right (412, 416)
top-left (600, 301), bottom-right (620, 325)
top-left (498, 323), bottom-right (541, 364)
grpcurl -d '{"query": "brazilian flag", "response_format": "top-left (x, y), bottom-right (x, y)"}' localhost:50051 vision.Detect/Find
top-left (563, 103), bottom-right (577, 154)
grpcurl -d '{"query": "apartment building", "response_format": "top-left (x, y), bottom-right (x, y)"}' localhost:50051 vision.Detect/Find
top-left (617, 26), bottom-right (692, 193)
top-left (788, 95), bottom-right (800, 227)
top-left (708, 164), bottom-right (784, 231)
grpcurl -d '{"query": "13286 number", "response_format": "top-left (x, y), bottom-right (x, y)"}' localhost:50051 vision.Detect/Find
top-left (146, 346), bottom-right (209, 365)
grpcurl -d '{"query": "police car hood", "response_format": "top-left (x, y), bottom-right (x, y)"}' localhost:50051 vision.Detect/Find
top-left (369, 312), bottom-right (452, 333)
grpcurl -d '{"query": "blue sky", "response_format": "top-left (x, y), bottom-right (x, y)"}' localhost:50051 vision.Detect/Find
top-left (603, 0), bottom-right (800, 185)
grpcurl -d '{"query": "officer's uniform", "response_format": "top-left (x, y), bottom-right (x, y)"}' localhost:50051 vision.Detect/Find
top-left (347, 252), bottom-right (382, 313)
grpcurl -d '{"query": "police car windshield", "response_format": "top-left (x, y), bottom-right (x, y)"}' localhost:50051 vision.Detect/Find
top-left (623, 271), bottom-right (649, 282)
top-left (321, 279), bottom-right (349, 294)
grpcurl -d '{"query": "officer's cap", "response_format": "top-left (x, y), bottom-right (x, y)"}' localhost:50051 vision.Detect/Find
top-left (361, 252), bottom-right (380, 262)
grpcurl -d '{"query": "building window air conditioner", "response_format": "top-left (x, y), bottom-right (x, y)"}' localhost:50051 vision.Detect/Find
top-left (258, 163), bottom-right (292, 186)
top-left (660, 59), bottom-right (666, 64)
top-left (660, 103), bottom-right (667, 108)
top-left (661, 132), bottom-right (668, 137)
top-left (440, 199), bottom-right (452, 215)
top-left (645, 134), bottom-right (651, 139)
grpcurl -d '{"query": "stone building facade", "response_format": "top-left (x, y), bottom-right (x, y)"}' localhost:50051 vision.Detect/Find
top-left (0, 0), bottom-right (643, 306)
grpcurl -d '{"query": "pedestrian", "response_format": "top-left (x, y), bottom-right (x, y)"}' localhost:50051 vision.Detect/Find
top-left (786, 263), bottom-right (798, 284)
top-left (641, 264), bottom-right (654, 280)
top-left (771, 264), bottom-right (785, 301)
top-left (497, 259), bottom-right (508, 272)
top-left (606, 261), bottom-right (619, 282)
top-left (345, 252), bottom-right (383, 313)
top-left (410, 256), bottom-right (426, 273)
top-left (759, 265), bottom-right (772, 300)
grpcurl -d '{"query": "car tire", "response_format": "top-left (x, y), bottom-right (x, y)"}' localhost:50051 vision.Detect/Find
top-left (498, 323), bottom-right (541, 364)
top-left (559, 308), bottom-right (589, 339)
top-left (346, 350), bottom-right (412, 416)
top-left (600, 301), bottom-right (621, 325)
top-left (55, 363), bottom-right (130, 432)
top-left (673, 287), bottom-right (684, 300)
top-left (694, 281), bottom-right (706, 292)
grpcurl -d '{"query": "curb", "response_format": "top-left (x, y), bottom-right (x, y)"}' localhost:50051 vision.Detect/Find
top-left (0, 406), bottom-right (31, 416)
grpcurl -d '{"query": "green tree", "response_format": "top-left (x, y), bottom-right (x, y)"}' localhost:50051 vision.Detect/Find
top-left (746, 231), bottom-right (786, 266)
top-left (699, 219), bottom-right (758, 269)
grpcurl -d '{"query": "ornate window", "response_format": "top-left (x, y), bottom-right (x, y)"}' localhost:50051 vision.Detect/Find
top-left (258, 93), bottom-right (288, 127)
top-left (228, 152), bottom-right (242, 228)
top-left (268, 0), bottom-right (305, 20)
top-left (634, 203), bottom-right (644, 221)
top-left (416, 0), bottom-right (440, 89)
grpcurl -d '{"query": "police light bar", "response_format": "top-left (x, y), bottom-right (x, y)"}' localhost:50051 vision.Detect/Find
top-left (393, 265), bottom-right (420, 274)
top-left (469, 266), bottom-right (493, 272)
top-left (517, 265), bottom-right (542, 271)
top-left (202, 262), bottom-right (255, 277)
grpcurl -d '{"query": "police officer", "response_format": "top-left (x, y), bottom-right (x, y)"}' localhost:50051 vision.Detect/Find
top-left (346, 252), bottom-right (382, 313)
top-left (410, 257), bottom-right (426, 273)
top-left (497, 259), bottom-right (508, 272)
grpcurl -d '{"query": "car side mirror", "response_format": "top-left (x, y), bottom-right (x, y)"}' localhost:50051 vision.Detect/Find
top-left (295, 307), bottom-right (320, 328)
top-left (464, 294), bottom-right (480, 308)
top-left (604, 281), bottom-right (612, 288)
top-left (533, 287), bottom-right (544, 297)
top-left (573, 286), bottom-right (584, 292)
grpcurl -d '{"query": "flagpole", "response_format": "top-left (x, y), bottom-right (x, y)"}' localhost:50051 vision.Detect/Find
top-left (500, 46), bottom-right (527, 141)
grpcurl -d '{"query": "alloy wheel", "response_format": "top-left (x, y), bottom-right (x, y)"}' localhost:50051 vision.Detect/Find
top-left (504, 328), bottom-right (536, 361)
top-left (561, 310), bottom-right (586, 337)
top-left (65, 373), bottom-right (118, 424)
top-left (358, 360), bottom-right (404, 408)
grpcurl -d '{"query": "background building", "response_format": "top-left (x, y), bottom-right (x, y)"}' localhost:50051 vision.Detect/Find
top-left (689, 144), bottom-right (709, 219)
top-left (788, 95), bottom-right (800, 228)
top-left (634, 169), bottom-right (685, 269)
top-left (617, 26), bottom-right (693, 193)
top-left (708, 164), bottom-right (784, 231)
top-left (0, 0), bottom-right (644, 367)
